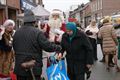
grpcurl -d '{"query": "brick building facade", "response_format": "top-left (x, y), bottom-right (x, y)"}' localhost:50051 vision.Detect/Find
top-left (69, 0), bottom-right (120, 27)
top-left (0, 0), bottom-right (43, 25)
top-left (90, 0), bottom-right (120, 21)
top-left (0, 0), bottom-right (20, 25)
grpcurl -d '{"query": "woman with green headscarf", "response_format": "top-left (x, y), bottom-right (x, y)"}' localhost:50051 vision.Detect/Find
top-left (60, 22), bottom-right (93, 80)
top-left (65, 22), bottom-right (77, 42)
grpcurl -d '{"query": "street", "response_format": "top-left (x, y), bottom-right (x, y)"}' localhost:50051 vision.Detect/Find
top-left (42, 44), bottom-right (120, 80)
top-left (89, 45), bottom-right (120, 80)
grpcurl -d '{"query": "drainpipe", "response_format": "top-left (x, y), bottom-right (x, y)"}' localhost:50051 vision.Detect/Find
top-left (5, 0), bottom-right (8, 19)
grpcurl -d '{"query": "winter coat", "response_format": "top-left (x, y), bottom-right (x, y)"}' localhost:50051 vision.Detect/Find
top-left (13, 23), bottom-right (61, 76)
top-left (0, 32), bottom-right (14, 76)
top-left (114, 24), bottom-right (120, 38)
top-left (98, 23), bottom-right (118, 54)
top-left (114, 24), bottom-right (120, 59)
top-left (85, 25), bottom-right (99, 39)
top-left (61, 29), bottom-right (93, 65)
top-left (47, 23), bottom-right (66, 43)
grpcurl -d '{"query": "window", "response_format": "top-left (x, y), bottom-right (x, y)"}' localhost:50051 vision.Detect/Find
top-left (100, 0), bottom-right (102, 9)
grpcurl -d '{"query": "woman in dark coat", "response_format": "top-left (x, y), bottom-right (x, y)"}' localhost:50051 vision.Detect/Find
top-left (61, 22), bottom-right (93, 80)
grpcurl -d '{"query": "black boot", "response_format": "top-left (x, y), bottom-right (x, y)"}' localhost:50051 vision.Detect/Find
top-left (85, 67), bottom-right (91, 79)
top-left (86, 70), bottom-right (91, 79)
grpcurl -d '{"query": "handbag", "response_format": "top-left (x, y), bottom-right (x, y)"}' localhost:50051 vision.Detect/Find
top-left (46, 57), bottom-right (69, 80)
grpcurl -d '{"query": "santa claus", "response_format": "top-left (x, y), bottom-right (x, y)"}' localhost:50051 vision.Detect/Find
top-left (40, 9), bottom-right (66, 43)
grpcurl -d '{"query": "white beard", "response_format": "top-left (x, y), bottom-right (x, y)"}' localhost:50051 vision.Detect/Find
top-left (48, 18), bottom-right (62, 29)
top-left (48, 18), bottom-right (64, 42)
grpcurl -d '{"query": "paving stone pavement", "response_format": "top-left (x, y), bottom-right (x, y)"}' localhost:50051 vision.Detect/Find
top-left (88, 44), bottom-right (120, 80)
top-left (42, 44), bottom-right (120, 80)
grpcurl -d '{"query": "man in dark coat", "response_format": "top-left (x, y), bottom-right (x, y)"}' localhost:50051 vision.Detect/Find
top-left (13, 9), bottom-right (61, 80)
top-left (60, 22), bottom-right (93, 80)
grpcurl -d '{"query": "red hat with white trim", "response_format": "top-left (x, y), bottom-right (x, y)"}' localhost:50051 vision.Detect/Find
top-left (51, 9), bottom-right (62, 15)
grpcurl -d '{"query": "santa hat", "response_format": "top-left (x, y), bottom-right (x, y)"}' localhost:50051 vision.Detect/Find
top-left (51, 9), bottom-right (62, 15)
top-left (51, 10), bottom-right (61, 15)
top-left (49, 9), bottom-right (65, 23)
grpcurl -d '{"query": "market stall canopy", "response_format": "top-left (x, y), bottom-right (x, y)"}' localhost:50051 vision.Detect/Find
top-left (32, 5), bottom-right (50, 17)
top-left (17, 5), bottom-right (50, 18)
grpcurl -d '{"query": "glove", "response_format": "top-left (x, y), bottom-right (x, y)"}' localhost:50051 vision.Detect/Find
top-left (86, 30), bottom-right (93, 35)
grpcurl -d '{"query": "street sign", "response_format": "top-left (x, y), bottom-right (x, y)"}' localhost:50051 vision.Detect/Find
top-left (20, 0), bottom-right (36, 10)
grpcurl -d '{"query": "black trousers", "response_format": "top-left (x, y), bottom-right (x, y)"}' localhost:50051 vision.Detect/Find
top-left (89, 37), bottom-right (97, 60)
top-left (17, 75), bottom-right (41, 80)
top-left (67, 60), bottom-right (85, 80)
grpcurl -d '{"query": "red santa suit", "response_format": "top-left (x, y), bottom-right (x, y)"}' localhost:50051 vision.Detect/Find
top-left (39, 9), bottom-right (66, 43)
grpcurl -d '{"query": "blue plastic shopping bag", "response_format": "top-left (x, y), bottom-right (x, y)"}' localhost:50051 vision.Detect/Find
top-left (46, 59), bottom-right (69, 80)
top-left (58, 59), bottom-right (67, 76)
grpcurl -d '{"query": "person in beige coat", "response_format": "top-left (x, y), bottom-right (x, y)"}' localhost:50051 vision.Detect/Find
top-left (98, 19), bottom-right (120, 71)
